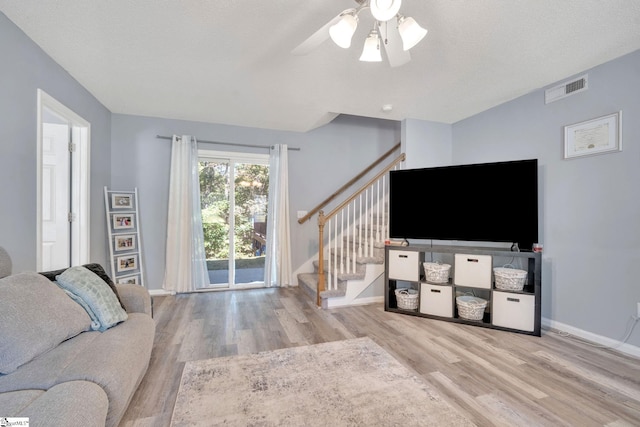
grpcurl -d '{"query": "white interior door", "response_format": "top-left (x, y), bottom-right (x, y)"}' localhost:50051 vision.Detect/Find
top-left (41, 122), bottom-right (71, 269)
top-left (37, 90), bottom-right (91, 271)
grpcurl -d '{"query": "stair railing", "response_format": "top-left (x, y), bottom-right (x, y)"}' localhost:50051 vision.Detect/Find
top-left (298, 142), bottom-right (401, 225)
top-left (314, 152), bottom-right (405, 306)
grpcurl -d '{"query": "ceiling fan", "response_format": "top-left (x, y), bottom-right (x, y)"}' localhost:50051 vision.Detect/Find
top-left (291, 0), bottom-right (427, 67)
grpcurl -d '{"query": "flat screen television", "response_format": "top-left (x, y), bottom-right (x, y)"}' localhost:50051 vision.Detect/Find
top-left (389, 159), bottom-right (538, 250)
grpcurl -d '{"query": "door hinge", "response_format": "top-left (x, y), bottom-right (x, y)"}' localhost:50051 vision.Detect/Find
top-left (68, 212), bottom-right (76, 222)
top-left (69, 142), bottom-right (76, 152)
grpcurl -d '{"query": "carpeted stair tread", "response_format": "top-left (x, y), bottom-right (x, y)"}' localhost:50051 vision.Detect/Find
top-left (297, 272), bottom-right (347, 300)
top-left (320, 288), bottom-right (346, 299)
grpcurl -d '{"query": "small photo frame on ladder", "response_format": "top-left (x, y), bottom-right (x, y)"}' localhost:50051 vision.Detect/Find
top-left (111, 193), bottom-right (134, 209)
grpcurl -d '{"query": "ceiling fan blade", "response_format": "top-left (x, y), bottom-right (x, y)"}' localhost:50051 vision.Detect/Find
top-left (291, 11), bottom-right (347, 55)
top-left (379, 21), bottom-right (411, 67)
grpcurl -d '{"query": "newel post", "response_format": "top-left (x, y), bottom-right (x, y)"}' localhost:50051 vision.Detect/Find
top-left (317, 210), bottom-right (326, 307)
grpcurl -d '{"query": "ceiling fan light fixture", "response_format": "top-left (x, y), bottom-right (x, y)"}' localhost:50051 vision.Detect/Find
top-left (293, 1), bottom-right (422, 66)
top-left (359, 30), bottom-right (382, 62)
top-left (369, 0), bottom-right (403, 22)
top-left (329, 11), bottom-right (359, 48)
top-left (398, 15), bottom-right (427, 51)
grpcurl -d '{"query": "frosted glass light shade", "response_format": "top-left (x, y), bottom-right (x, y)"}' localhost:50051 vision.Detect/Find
top-left (370, 0), bottom-right (402, 22)
top-left (398, 16), bottom-right (427, 51)
top-left (329, 14), bottom-right (358, 48)
top-left (359, 31), bottom-right (382, 62)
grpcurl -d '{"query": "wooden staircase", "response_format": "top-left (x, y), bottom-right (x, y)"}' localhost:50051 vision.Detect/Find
top-left (297, 145), bottom-right (405, 308)
top-left (297, 228), bottom-right (386, 308)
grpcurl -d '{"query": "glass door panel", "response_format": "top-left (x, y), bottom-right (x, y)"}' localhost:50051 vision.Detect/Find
top-left (233, 162), bottom-right (269, 286)
top-left (199, 159), bottom-right (231, 287)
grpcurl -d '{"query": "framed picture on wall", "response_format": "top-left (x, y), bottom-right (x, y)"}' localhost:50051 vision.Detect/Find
top-left (111, 193), bottom-right (134, 209)
top-left (113, 213), bottom-right (135, 230)
top-left (116, 274), bottom-right (140, 285)
top-left (116, 254), bottom-right (138, 272)
top-left (564, 111), bottom-right (622, 159)
top-left (114, 234), bottom-right (136, 252)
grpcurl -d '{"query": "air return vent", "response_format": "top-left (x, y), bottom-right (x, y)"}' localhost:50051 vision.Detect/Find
top-left (545, 74), bottom-right (588, 104)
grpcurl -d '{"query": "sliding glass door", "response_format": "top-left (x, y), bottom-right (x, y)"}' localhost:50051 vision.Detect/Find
top-left (198, 150), bottom-right (269, 289)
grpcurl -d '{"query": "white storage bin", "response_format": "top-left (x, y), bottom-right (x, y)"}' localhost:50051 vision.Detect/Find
top-left (454, 254), bottom-right (492, 289)
top-left (388, 250), bottom-right (419, 281)
top-left (420, 283), bottom-right (453, 317)
top-left (492, 291), bottom-right (535, 332)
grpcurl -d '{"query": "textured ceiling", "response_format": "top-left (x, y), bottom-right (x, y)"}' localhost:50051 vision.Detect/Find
top-left (2, 0), bottom-right (640, 132)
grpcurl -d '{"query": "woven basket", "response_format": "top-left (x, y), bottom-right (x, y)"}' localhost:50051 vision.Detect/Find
top-left (494, 266), bottom-right (527, 291)
top-left (456, 296), bottom-right (487, 321)
top-left (395, 289), bottom-right (419, 311)
top-left (423, 262), bottom-right (451, 284)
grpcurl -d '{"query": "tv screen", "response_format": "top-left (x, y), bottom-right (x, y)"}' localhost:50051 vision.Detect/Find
top-left (389, 159), bottom-right (538, 250)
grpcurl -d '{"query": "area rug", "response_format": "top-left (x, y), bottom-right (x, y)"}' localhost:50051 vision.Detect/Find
top-left (170, 337), bottom-right (473, 426)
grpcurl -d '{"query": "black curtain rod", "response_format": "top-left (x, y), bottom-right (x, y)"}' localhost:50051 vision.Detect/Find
top-left (155, 135), bottom-right (300, 151)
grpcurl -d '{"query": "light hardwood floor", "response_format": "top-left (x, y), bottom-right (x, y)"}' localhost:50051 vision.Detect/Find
top-left (119, 287), bottom-right (640, 427)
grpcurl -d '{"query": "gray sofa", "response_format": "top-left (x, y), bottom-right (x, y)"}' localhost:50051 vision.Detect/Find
top-left (0, 247), bottom-right (155, 427)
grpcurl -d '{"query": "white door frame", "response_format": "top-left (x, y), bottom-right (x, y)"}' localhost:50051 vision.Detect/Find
top-left (36, 89), bottom-right (91, 270)
top-left (198, 149), bottom-right (269, 289)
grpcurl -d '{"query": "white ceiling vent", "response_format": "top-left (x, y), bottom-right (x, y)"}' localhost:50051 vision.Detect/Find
top-left (545, 74), bottom-right (588, 104)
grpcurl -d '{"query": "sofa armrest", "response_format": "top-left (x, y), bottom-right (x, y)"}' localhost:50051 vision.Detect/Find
top-left (116, 284), bottom-right (153, 316)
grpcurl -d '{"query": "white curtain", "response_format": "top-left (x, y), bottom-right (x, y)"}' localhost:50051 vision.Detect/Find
top-left (264, 144), bottom-right (293, 287)
top-left (162, 135), bottom-right (209, 293)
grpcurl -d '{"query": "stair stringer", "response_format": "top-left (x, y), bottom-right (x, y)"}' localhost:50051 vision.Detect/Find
top-left (324, 262), bottom-right (385, 309)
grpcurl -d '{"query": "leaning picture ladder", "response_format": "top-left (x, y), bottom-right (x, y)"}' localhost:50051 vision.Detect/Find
top-left (104, 187), bottom-right (146, 287)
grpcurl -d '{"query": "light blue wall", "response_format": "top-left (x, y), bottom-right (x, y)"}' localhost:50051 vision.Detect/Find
top-left (111, 114), bottom-right (400, 289)
top-left (451, 49), bottom-right (640, 346)
top-left (401, 118), bottom-right (452, 169)
top-left (0, 13), bottom-right (112, 272)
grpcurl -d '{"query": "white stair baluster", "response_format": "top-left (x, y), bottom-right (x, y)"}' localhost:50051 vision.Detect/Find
top-left (376, 179), bottom-right (381, 243)
top-left (342, 205), bottom-right (351, 274)
top-left (365, 185), bottom-right (369, 257)
top-left (383, 174), bottom-right (388, 241)
top-left (327, 218), bottom-right (331, 291)
top-left (333, 215), bottom-right (340, 289)
top-left (369, 186), bottom-right (374, 258)
top-left (352, 200), bottom-right (356, 272)
top-left (358, 194), bottom-right (363, 257)
top-left (333, 214), bottom-right (338, 290)
top-left (348, 202), bottom-right (352, 272)
top-left (339, 210), bottom-right (344, 275)
top-left (364, 189), bottom-right (368, 258)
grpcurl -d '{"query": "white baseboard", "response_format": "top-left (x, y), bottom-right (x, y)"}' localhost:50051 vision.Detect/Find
top-left (327, 295), bottom-right (384, 309)
top-left (149, 289), bottom-right (174, 296)
top-left (542, 317), bottom-right (640, 358)
top-left (352, 296), bottom-right (385, 306)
